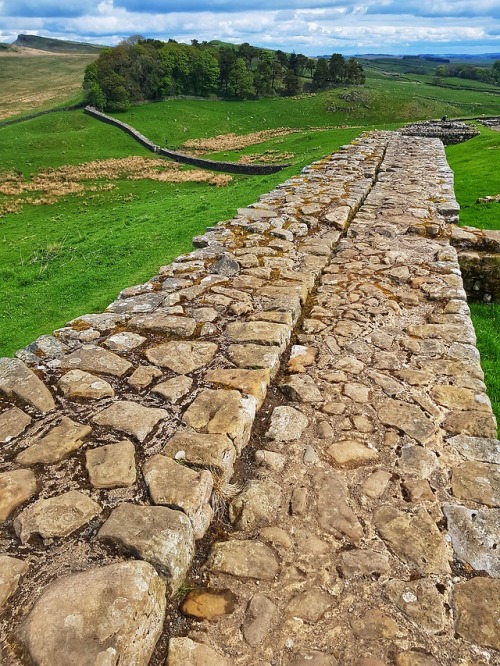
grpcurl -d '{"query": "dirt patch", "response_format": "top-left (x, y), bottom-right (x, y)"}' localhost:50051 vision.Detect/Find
top-left (238, 150), bottom-right (295, 165)
top-left (181, 128), bottom-right (301, 154)
top-left (0, 157), bottom-right (232, 216)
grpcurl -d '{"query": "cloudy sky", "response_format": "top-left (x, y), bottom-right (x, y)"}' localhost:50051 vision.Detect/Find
top-left (1, 1), bottom-right (499, 56)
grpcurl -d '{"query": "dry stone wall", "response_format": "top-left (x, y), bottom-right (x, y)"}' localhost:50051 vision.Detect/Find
top-left (84, 106), bottom-right (288, 175)
top-left (0, 131), bottom-right (499, 666)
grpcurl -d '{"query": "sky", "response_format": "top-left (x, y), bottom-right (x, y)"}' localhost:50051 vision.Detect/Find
top-left (1, 1), bottom-right (500, 56)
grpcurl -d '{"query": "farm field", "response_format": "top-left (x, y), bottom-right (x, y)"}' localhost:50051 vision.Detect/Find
top-left (0, 47), bottom-right (499, 426)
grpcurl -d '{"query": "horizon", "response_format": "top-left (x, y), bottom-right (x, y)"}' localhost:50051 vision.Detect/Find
top-left (1, 1), bottom-right (500, 57)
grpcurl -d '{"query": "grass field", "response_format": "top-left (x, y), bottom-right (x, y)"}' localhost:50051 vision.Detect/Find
top-left (0, 51), bottom-right (96, 120)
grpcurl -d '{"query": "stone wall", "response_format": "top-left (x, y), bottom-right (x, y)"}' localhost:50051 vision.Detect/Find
top-left (84, 106), bottom-right (289, 175)
top-left (0, 104), bottom-right (84, 128)
top-left (401, 120), bottom-right (479, 144)
top-left (1, 131), bottom-right (499, 666)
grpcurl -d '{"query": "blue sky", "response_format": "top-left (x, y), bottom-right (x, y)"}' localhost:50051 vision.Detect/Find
top-left (1, 1), bottom-right (499, 55)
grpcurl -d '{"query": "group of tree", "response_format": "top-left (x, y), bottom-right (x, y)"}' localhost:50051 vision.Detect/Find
top-left (83, 36), bottom-right (365, 111)
top-left (433, 61), bottom-right (500, 86)
top-left (312, 53), bottom-right (365, 90)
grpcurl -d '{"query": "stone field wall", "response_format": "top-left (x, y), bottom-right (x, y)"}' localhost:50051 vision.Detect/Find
top-left (84, 106), bottom-right (288, 175)
top-left (0, 130), bottom-right (499, 666)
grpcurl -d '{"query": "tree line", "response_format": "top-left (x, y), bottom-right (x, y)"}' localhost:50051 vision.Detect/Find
top-left (433, 61), bottom-right (500, 86)
top-left (83, 36), bottom-right (365, 111)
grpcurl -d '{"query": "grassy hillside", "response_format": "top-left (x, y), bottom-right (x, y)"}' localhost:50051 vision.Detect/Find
top-left (0, 52), bottom-right (97, 120)
top-left (13, 34), bottom-right (104, 54)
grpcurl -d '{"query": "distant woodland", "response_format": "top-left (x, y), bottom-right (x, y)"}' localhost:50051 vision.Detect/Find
top-left (83, 37), bottom-right (366, 111)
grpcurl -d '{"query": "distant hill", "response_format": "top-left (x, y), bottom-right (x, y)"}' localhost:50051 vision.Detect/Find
top-left (13, 34), bottom-right (104, 54)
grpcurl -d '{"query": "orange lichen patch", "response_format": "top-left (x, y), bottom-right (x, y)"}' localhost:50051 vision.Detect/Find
top-left (0, 156), bottom-right (232, 216)
top-left (182, 128), bottom-right (301, 153)
top-left (238, 150), bottom-right (295, 165)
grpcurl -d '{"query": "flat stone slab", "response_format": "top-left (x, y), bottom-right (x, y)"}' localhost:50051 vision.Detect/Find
top-left (0, 358), bottom-right (55, 413)
top-left (93, 401), bottom-right (168, 442)
top-left (229, 479), bottom-right (282, 530)
top-left (14, 490), bottom-right (101, 543)
top-left (58, 369), bottom-right (114, 400)
top-left (128, 365), bottom-right (162, 389)
top-left (104, 331), bottom-right (147, 351)
top-left (0, 555), bottom-right (28, 610)
top-left (183, 389), bottom-right (255, 453)
top-left (60, 345), bottom-right (132, 377)
top-left (98, 503), bottom-right (194, 593)
top-left (226, 321), bottom-right (290, 348)
top-left (167, 637), bottom-right (229, 666)
top-left (374, 506), bottom-right (450, 575)
top-left (16, 417), bottom-right (92, 465)
top-left (340, 549), bottom-right (390, 578)
top-left (443, 410), bottom-right (497, 438)
top-left (280, 374), bottom-right (323, 403)
top-left (227, 343), bottom-right (281, 376)
top-left (377, 399), bottom-right (435, 445)
top-left (208, 540), bottom-right (279, 580)
top-left (145, 341), bottom-right (218, 373)
top-left (162, 430), bottom-right (236, 477)
top-left (21, 561), bottom-right (166, 666)
top-left (451, 461), bottom-right (500, 507)
top-left (444, 504), bottom-right (500, 577)
top-left (130, 313), bottom-right (197, 337)
top-left (85, 440), bottom-right (136, 489)
top-left (152, 375), bottom-right (193, 403)
top-left (265, 406), bottom-right (309, 441)
top-left (181, 589), bottom-right (237, 622)
top-left (453, 577), bottom-right (500, 650)
top-left (0, 469), bottom-right (38, 523)
top-left (204, 368), bottom-right (270, 408)
top-left (327, 439), bottom-right (379, 468)
top-left (242, 593), bottom-right (276, 646)
top-left (143, 455), bottom-right (213, 539)
top-left (0, 406), bottom-right (31, 443)
top-left (448, 434), bottom-right (500, 464)
top-left (385, 579), bottom-right (446, 633)
top-left (313, 469), bottom-right (363, 543)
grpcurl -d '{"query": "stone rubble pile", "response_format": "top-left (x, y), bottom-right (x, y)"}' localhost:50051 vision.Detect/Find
top-left (0, 131), bottom-right (498, 666)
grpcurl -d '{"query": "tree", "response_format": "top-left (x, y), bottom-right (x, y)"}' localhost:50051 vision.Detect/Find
top-left (312, 58), bottom-right (329, 90)
top-left (345, 58), bottom-right (365, 84)
top-left (493, 60), bottom-right (500, 84)
top-left (254, 51), bottom-right (274, 97)
top-left (218, 46), bottom-right (237, 93)
top-left (329, 53), bottom-right (346, 83)
top-left (189, 48), bottom-right (219, 96)
top-left (227, 57), bottom-right (255, 98)
top-left (305, 58), bottom-right (316, 78)
top-left (283, 68), bottom-right (301, 96)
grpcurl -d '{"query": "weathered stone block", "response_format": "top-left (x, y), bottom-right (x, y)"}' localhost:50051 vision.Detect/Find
top-left (98, 503), bottom-right (194, 593)
top-left (21, 561), bottom-right (166, 666)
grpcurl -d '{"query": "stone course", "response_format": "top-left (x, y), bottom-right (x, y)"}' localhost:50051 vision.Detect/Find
top-left (0, 130), bottom-right (499, 665)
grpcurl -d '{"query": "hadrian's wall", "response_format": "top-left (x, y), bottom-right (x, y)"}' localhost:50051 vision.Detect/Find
top-left (0, 131), bottom-right (499, 666)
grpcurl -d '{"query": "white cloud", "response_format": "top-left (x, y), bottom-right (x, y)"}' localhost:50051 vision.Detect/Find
top-left (0, 0), bottom-right (499, 53)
